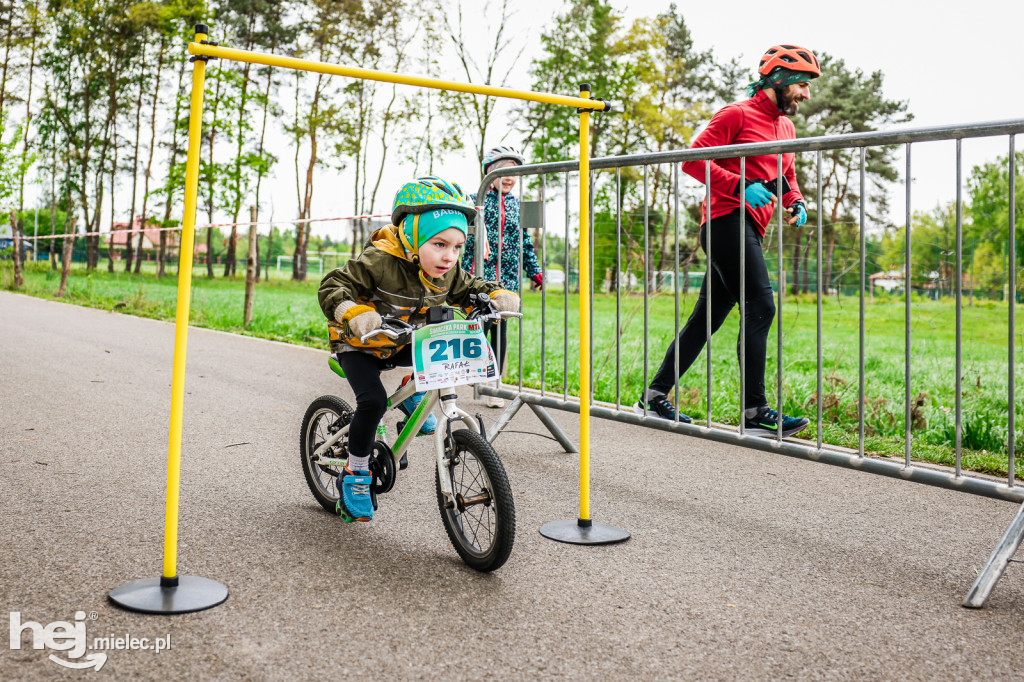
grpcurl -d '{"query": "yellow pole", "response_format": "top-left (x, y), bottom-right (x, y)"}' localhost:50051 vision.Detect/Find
top-left (578, 85), bottom-right (591, 523)
top-left (162, 27), bottom-right (208, 581)
top-left (188, 42), bottom-right (607, 112)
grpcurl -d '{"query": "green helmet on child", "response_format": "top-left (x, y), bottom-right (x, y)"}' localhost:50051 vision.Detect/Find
top-left (391, 176), bottom-right (476, 290)
top-left (391, 176), bottom-right (476, 229)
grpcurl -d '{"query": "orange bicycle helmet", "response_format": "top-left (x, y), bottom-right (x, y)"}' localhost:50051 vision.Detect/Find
top-left (758, 45), bottom-right (820, 79)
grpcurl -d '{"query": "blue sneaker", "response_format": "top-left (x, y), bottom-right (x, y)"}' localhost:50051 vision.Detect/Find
top-left (744, 406), bottom-right (809, 438)
top-left (336, 469), bottom-right (374, 522)
top-left (397, 375), bottom-right (437, 436)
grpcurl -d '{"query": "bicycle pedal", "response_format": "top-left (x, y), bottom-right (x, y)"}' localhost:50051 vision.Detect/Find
top-left (335, 502), bottom-right (357, 524)
top-left (399, 453), bottom-right (408, 470)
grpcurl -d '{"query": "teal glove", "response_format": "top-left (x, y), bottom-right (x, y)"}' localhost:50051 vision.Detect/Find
top-left (787, 202), bottom-right (807, 227)
top-left (743, 182), bottom-right (775, 209)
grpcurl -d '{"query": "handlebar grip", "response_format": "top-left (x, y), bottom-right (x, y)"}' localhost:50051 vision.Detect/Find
top-left (359, 328), bottom-right (402, 343)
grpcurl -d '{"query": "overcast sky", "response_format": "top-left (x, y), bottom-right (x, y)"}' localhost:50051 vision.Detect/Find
top-left (266, 0), bottom-right (1019, 243)
top-left (20, 0), bottom-right (1013, 244)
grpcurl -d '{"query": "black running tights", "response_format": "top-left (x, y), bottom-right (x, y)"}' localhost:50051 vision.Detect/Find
top-left (337, 346), bottom-right (412, 457)
top-left (648, 208), bottom-right (776, 410)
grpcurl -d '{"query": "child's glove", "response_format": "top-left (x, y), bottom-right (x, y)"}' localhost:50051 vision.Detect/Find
top-left (349, 310), bottom-right (383, 339)
top-left (335, 301), bottom-right (382, 339)
top-left (785, 201), bottom-right (807, 227)
top-left (489, 291), bottom-right (520, 313)
top-left (531, 273), bottom-right (543, 290)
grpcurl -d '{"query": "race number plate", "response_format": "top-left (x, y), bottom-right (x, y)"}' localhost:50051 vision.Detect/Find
top-left (412, 319), bottom-right (497, 391)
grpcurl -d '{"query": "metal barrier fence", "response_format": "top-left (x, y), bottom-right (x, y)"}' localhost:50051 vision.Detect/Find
top-left (474, 119), bottom-right (1023, 607)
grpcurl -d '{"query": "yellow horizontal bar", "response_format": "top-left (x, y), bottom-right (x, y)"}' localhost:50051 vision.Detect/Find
top-left (189, 42), bottom-right (607, 111)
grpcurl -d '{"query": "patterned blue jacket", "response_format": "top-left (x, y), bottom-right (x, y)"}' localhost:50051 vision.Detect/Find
top-left (460, 188), bottom-right (542, 293)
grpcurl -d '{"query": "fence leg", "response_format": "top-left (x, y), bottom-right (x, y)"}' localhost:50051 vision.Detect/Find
top-left (963, 500), bottom-right (1024, 608)
top-left (527, 402), bottom-right (577, 454)
top-left (487, 396), bottom-right (523, 444)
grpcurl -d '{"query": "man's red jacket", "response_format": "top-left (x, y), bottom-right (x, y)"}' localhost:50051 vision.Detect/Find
top-left (681, 89), bottom-right (805, 236)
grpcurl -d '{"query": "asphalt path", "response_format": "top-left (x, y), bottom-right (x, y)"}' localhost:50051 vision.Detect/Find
top-left (3, 290), bottom-right (1024, 680)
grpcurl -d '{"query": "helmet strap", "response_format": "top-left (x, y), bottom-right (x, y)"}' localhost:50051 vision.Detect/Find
top-left (398, 214), bottom-right (445, 294)
top-left (398, 214), bottom-right (419, 258)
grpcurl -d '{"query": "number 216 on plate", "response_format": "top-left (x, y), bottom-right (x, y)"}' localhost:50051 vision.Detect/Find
top-left (412, 319), bottom-right (497, 391)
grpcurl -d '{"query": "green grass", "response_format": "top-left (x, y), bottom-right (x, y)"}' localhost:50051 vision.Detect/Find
top-left (3, 261), bottom-right (327, 347)
top-left (507, 286), bottom-right (1023, 476)
top-left (5, 260), bottom-right (1022, 476)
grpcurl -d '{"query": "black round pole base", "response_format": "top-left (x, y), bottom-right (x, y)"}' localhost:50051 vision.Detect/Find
top-left (539, 519), bottom-right (630, 545)
top-left (109, 575), bottom-right (228, 615)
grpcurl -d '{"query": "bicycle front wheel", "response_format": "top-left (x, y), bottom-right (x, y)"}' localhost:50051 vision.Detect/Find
top-left (435, 429), bottom-right (515, 572)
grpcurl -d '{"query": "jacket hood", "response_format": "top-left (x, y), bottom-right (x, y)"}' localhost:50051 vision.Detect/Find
top-left (370, 224), bottom-right (410, 261)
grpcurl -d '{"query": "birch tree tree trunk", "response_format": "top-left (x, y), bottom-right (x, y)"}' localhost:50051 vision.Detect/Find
top-left (159, 57), bottom-right (187, 279)
top-left (205, 69), bottom-right (225, 278)
top-left (17, 4), bottom-right (40, 215)
top-left (10, 211), bottom-right (23, 289)
top-left (127, 44), bottom-right (147, 272)
top-left (57, 218), bottom-right (74, 297)
top-left (244, 205), bottom-right (257, 328)
top-left (0, 2), bottom-right (14, 125)
top-left (136, 34), bottom-right (165, 276)
top-left (107, 126), bottom-right (117, 272)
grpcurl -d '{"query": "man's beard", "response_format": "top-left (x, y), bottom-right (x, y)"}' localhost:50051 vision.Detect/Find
top-left (780, 88), bottom-right (800, 116)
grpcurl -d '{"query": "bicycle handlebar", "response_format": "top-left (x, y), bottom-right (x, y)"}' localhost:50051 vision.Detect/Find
top-left (358, 317), bottom-right (415, 344)
top-left (357, 307), bottom-right (521, 344)
top-left (473, 310), bottom-right (523, 324)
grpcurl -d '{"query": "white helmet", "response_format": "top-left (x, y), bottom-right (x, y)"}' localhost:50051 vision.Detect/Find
top-left (481, 145), bottom-right (526, 175)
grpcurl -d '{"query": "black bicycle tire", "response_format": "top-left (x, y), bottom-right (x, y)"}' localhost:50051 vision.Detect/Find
top-left (435, 428), bottom-right (516, 572)
top-left (300, 395), bottom-right (353, 514)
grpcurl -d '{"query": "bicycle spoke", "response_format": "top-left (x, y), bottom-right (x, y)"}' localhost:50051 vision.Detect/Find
top-left (450, 450), bottom-right (497, 551)
top-left (467, 506), bottom-right (492, 550)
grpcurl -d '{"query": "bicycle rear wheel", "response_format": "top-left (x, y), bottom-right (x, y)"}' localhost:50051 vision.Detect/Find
top-left (300, 395), bottom-right (352, 513)
top-left (435, 429), bottom-right (515, 572)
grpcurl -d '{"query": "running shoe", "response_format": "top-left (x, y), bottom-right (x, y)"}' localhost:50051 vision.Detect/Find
top-left (634, 394), bottom-right (692, 423)
top-left (744, 406), bottom-right (809, 438)
top-left (336, 469), bottom-right (374, 522)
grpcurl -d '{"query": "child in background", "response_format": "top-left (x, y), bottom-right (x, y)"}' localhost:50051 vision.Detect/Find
top-left (461, 145), bottom-right (543, 408)
top-left (318, 176), bottom-right (519, 522)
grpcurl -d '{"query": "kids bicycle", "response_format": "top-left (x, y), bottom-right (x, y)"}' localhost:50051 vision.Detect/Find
top-left (300, 296), bottom-right (520, 572)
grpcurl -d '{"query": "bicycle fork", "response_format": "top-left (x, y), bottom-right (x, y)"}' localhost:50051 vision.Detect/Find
top-left (434, 391), bottom-right (485, 510)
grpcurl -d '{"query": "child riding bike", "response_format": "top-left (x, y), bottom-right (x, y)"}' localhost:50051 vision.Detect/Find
top-left (318, 176), bottom-right (520, 523)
